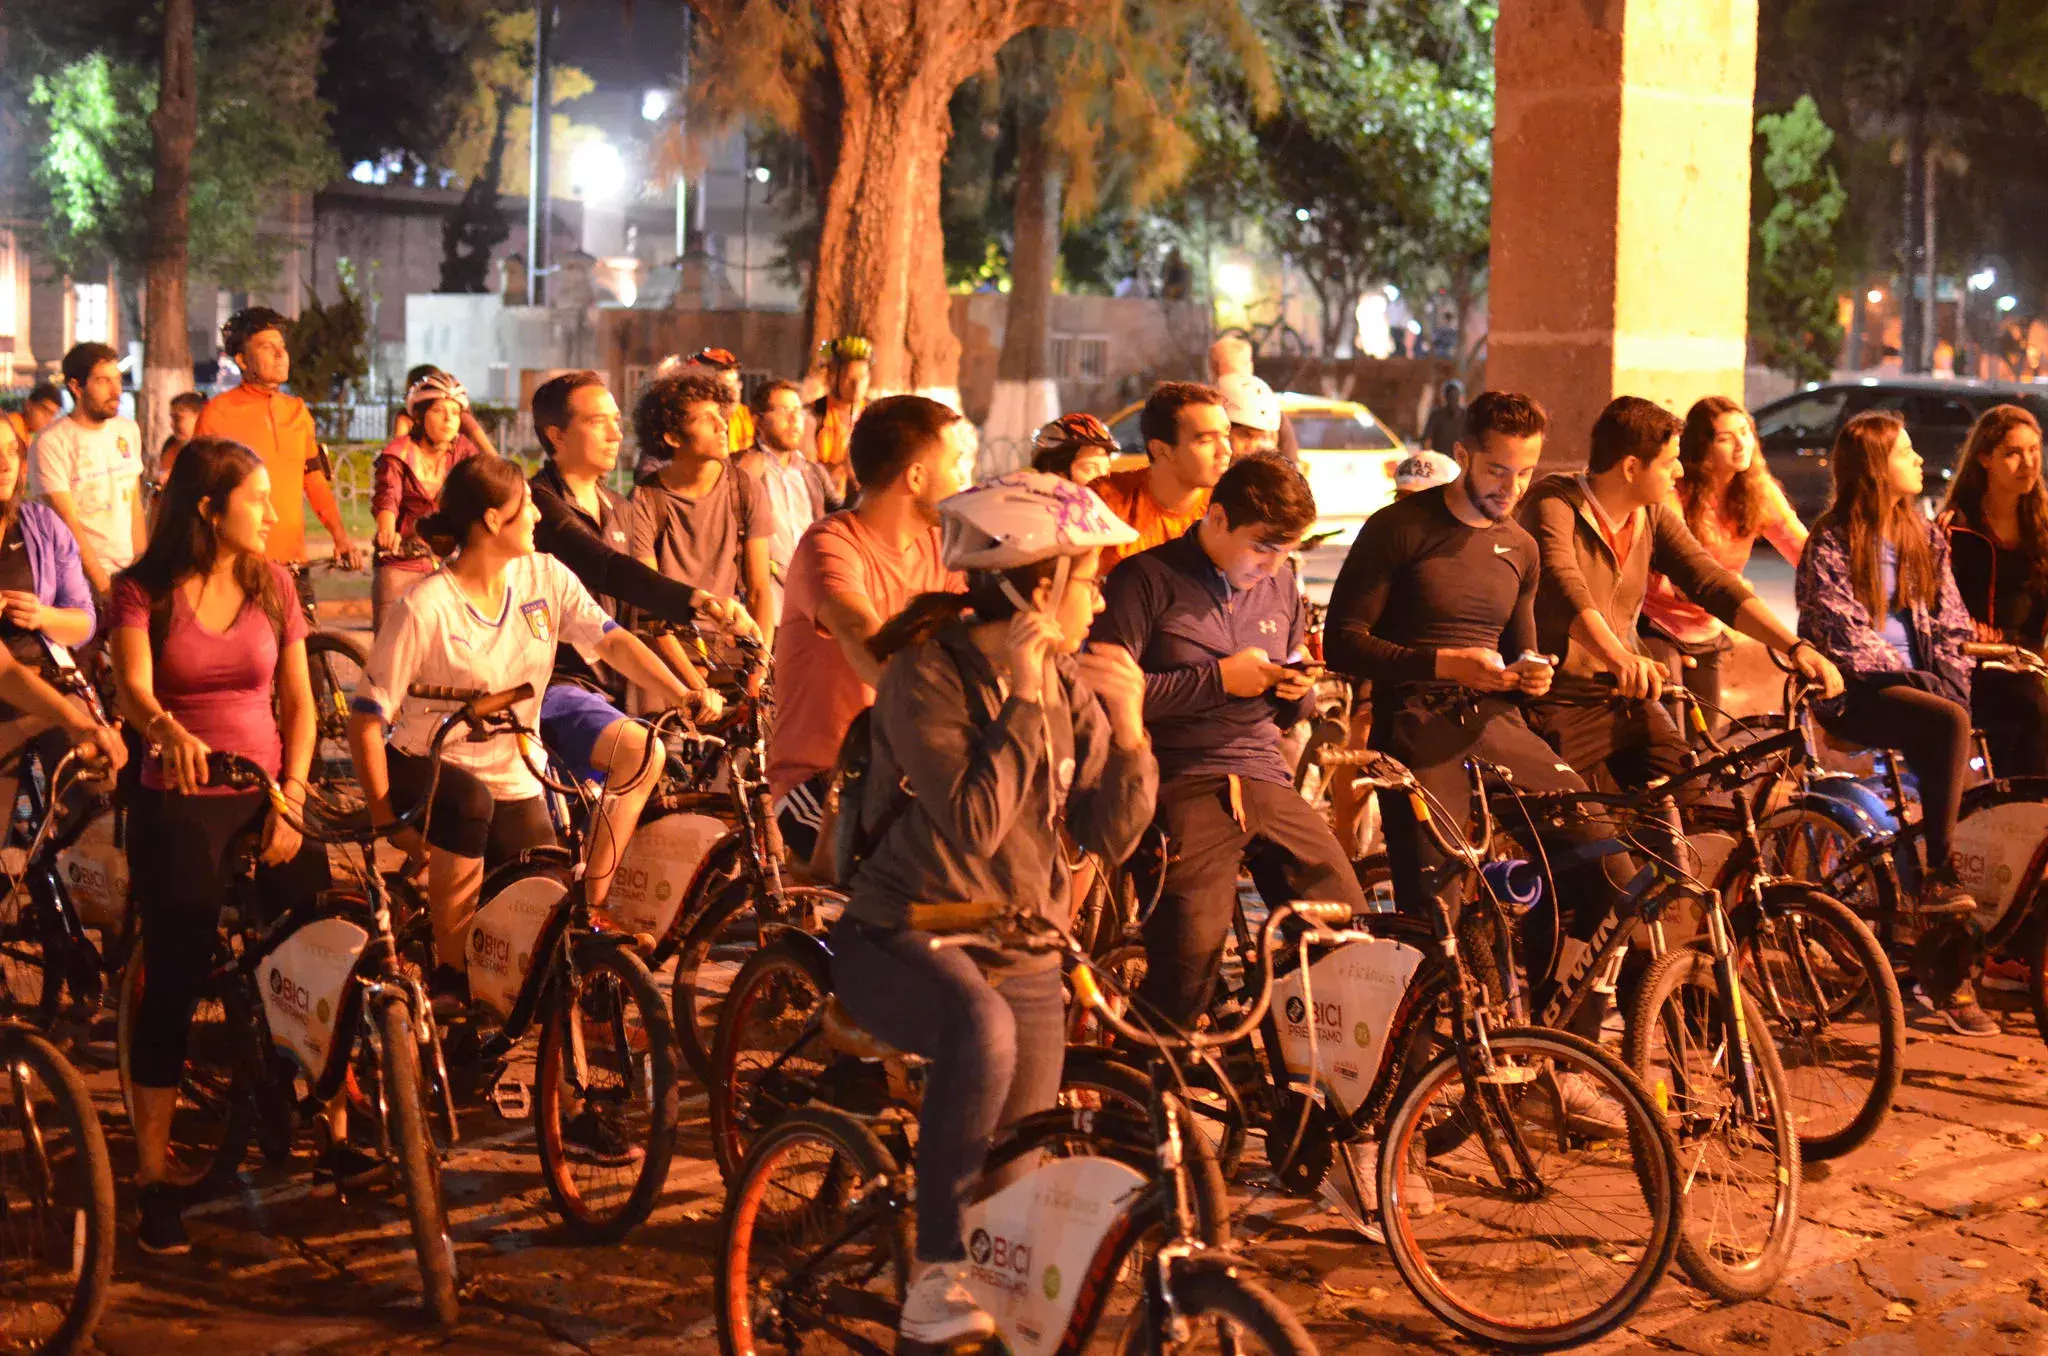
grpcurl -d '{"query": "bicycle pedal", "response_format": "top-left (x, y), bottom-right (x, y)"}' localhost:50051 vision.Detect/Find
top-left (1477, 1064), bottom-right (1538, 1085)
top-left (491, 1068), bottom-right (533, 1119)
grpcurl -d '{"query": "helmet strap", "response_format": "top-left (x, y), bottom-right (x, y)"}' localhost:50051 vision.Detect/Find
top-left (997, 553), bottom-right (1073, 615)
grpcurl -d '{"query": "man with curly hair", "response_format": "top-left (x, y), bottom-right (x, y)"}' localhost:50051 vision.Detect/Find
top-left (630, 372), bottom-right (777, 637)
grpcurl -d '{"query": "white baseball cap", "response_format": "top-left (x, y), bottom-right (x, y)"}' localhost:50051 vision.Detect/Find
top-left (1394, 450), bottom-right (1461, 492)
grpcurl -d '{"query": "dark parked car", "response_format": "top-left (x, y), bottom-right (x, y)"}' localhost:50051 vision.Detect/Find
top-left (1754, 377), bottom-right (2048, 521)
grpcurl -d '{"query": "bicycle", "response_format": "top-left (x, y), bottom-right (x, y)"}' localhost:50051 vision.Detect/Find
top-left (0, 651), bottom-right (132, 1027)
top-left (1659, 679), bottom-right (1908, 1162)
top-left (1461, 711), bottom-right (1803, 1301)
top-left (715, 899), bottom-right (1333, 1356)
top-left (1753, 643), bottom-right (2048, 1042)
top-left (0, 1019), bottom-right (115, 1356)
top-left (112, 720), bottom-right (476, 1325)
top-left (401, 685), bottom-right (682, 1243)
top-left (603, 627), bottom-right (844, 1085)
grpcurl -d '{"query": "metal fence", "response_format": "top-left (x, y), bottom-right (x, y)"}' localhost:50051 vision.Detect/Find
top-left (309, 402), bottom-right (531, 456)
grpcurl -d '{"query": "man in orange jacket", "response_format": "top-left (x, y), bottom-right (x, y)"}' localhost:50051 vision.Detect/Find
top-left (194, 307), bottom-right (364, 569)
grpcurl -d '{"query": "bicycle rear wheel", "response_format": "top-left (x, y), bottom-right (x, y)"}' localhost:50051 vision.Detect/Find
top-left (1736, 886), bottom-right (1903, 1160)
top-left (534, 940), bottom-right (679, 1242)
top-left (708, 937), bottom-right (833, 1181)
top-left (304, 632), bottom-right (368, 801)
top-left (717, 1104), bottom-right (910, 1356)
top-left (1626, 946), bottom-right (1800, 1301)
top-left (673, 882), bottom-right (839, 1087)
top-left (1378, 1026), bottom-right (1680, 1349)
top-left (0, 1023), bottom-right (115, 1356)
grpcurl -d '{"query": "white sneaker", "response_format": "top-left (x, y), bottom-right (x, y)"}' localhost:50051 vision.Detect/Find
top-left (1317, 1137), bottom-right (1431, 1242)
top-left (899, 1260), bottom-right (997, 1346)
top-left (1530, 1071), bottom-right (1630, 1140)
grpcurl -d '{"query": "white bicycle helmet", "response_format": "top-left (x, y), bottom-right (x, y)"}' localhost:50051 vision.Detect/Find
top-left (1217, 372), bottom-right (1281, 433)
top-left (938, 470), bottom-right (1136, 571)
top-left (405, 370), bottom-right (470, 415)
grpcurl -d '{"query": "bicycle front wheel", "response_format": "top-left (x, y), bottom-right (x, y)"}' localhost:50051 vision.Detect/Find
top-left (375, 995), bottom-right (459, 1327)
top-left (1379, 1026), bottom-right (1680, 1349)
top-left (1626, 946), bottom-right (1801, 1301)
top-left (534, 940), bottom-right (680, 1242)
top-left (1736, 886), bottom-right (1903, 1160)
top-left (717, 1104), bottom-right (910, 1356)
top-left (304, 631), bottom-right (368, 800)
top-left (0, 1023), bottom-right (115, 1356)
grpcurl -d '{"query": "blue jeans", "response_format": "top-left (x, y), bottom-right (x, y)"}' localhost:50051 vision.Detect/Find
top-left (828, 915), bottom-right (1066, 1264)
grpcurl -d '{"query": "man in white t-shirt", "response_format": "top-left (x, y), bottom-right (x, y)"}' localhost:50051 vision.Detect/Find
top-left (28, 342), bottom-right (144, 595)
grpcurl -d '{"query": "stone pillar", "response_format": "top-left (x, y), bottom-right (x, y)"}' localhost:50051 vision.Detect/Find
top-left (1490, 0), bottom-right (1758, 462)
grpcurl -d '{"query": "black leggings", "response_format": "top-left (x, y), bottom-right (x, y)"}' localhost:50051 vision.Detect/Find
top-left (385, 747), bottom-right (556, 865)
top-left (1973, 666), bottom-right (2048, 779)
top-left (128, 786), bottom-right (331, 1088)
top-left (1817, 680), bottom-right (1971, 863)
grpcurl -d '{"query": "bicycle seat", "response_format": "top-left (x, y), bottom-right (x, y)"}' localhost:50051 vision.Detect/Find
top-left (821, 996), bottom-right (903, 1061)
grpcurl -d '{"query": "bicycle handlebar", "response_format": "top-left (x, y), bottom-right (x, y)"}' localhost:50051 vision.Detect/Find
top-left (916, 900), bottom-right (1350, 1055)
top-left (1964, 641), bottom-right (2048, 676)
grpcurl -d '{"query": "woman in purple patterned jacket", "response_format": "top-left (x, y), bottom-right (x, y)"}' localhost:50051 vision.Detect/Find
top-left (1795, 410), bottom-right (1993, 1036)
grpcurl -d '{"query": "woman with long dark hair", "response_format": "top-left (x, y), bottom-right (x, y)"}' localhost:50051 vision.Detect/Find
top-left (1796, 411), bottom-right (1993, 1035)
top-left (830, 472), bottom-right (1154, 1348)
top-left (1940, 403), bottom-right (2048, 775)
top-left (110, 436), bottom-right (335, 1252)
top-left (1642, 395), bottom-right (1807, 711)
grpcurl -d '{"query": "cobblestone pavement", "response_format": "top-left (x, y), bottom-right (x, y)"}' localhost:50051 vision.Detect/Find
top-left (37, 970), bottom-right (2048, 1356)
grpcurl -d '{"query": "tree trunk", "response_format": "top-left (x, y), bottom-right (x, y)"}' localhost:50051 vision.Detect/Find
top-left (141, 0), bottom-right (197, 454)
top-left (809, 0), bottom-right (1060, 400)
top-left (983, 113), bottom-right (1063, 470)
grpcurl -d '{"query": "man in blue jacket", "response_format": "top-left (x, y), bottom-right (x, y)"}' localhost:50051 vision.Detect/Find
top-left (1091, 454), bottom-right (1365, 1029)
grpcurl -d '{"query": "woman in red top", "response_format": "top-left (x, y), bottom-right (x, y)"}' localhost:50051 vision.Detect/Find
top-left (109, 437), bottom-right (334, 1255)
top-left (371, 372), bottom-right (483, 629)
top-left (1642, 395), bottom-right (1808, 716)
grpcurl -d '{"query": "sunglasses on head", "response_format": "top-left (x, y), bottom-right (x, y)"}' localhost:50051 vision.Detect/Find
top-left (692, 348), bottom-right (740, 370)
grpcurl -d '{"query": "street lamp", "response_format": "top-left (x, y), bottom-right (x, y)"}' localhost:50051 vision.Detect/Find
top-left (1867, 288), bottom-right (1885, 305)
top-left (1999, 295), bottom-right (2020, 313)
top-left (641, 90), bottom-right (670, 122)
top-left (570, 140), bottom-right (625, 200)
top-left (1969, 267), bottom-right (1996, 292)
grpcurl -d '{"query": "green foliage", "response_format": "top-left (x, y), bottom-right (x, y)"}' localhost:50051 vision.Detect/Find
top-left (1750, 96), bottom-right (1846, 383)
top-left (19, 3), bottom-right (338, 287)
top-left (1168, 0), bottom-right (1493, 350)
top-left (292, 261), bottom-right (369, 410)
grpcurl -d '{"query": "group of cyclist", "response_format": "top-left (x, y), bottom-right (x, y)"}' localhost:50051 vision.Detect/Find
top-left (11, 302), bottom-right (2048, 1345)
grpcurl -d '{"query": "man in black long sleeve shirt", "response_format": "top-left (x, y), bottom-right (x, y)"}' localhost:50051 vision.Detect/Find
top-left (1326, 394), bottom-right (1635, 1101)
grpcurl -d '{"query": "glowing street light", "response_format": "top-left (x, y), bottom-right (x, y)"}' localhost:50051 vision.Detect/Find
top-left (1998, 294), bottom-right (2020, 313)
top-left (1969, 267), bottom-right (1997, 292)
top-left (1216, 261), bottom-right (1255, 303)
top-left (571, 140), bottom-right (626, 200)
top-left (1866, 288), bottom-right (1885, 305)
top-left (641, 90), bottom-right (670, 122)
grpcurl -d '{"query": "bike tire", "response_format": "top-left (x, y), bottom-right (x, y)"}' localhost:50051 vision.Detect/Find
top-left (1, 1022), bottom-right (115, 1356)
top-left (1379, 1026), bottom-right (1681, 1349)
top-left (304, 632), bottom-right (368, 800)
top-left (1626, 946), bottom-right (1800, 1301)
top-left (670, 879), bottom-right (790, 1088)
top-left (534, 941), bottom-right (679, 1242)
top-left (1736, 886), bottom-right (1903, 1160)
top-left (717, 1103), bottom-right (910, 1356)
top-left (708, 936), bottom-right (833, 1181)
top-left (114, 946), bottom-right (251, 1199)
top-left (1138, 1263), bottom-right (1318, 1356)
top-left (375, 995), bottom-right (460, 1327)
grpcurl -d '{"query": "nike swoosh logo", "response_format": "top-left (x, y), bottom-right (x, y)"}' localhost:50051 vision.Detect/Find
top-left (1493, 544), bottom-right (1515, 555)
